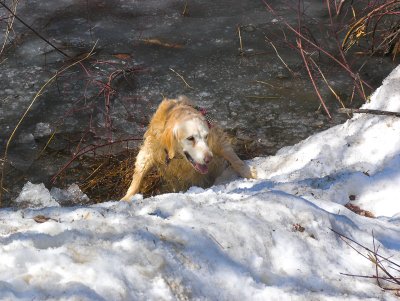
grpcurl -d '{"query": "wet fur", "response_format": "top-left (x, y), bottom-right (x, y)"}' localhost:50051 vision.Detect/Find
top-left (121, 96), bottom-right (256, 201)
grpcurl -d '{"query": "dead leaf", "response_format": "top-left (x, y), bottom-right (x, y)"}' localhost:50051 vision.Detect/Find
top-left (345, 203), bottom-right (375, 218)
top-left (33, 215), bottom-right (52, 223)
top-left (141, 38), bottom-right (184, 49)
top-left (113, 53), bottom-right (131, 60)
top-left (292, 223), bottom-right (305, 232)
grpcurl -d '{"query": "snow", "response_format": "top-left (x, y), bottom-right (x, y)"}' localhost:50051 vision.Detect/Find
top-left (14, 182), bottom-right (59, 209)
top-left (2, 66), bottom-right (400, 300)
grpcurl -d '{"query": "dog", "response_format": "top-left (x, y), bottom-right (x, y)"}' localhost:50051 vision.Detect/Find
top-left (121, 96), bottom-right (256, 201)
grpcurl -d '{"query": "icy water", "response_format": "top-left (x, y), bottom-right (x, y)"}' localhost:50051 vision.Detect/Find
top-left (0, 0), bottom-right (396, 204)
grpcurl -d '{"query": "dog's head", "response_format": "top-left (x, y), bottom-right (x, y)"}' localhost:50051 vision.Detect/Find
top-left (162, 113), bottom-right (213, 174)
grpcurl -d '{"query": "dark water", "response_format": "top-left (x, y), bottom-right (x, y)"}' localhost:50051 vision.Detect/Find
top-left (0, 0), bottom-right (397, 204)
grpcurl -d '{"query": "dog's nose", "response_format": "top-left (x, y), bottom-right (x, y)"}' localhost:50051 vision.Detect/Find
top-left (204, 153), bottom-right (213, 164)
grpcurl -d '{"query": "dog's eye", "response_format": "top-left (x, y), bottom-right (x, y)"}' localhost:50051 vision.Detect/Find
top-left (187, 136), bottom-right (195, 142)
top-left (205, 135), bottom-right (208, 140)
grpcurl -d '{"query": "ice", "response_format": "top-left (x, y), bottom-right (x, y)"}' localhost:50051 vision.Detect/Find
top-left (34, 122), bottom-right (52, 138)
top-left (7, 133), bottom-right (38, 171)
top-left (14, 182), bottom-right (60, 208)
top-left (50, 183), bottom-right (90, 206)
top-left (17, 132), bottom-right (35, 144)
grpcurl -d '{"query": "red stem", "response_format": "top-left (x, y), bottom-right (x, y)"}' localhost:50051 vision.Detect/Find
top-left (261, 0), bottom-right (373, 90)
top-left (297, 38), bottom-right (332, 118)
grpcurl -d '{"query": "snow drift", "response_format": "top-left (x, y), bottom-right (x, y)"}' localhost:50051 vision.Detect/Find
top-left (1, 66), bottom-right (400, 300)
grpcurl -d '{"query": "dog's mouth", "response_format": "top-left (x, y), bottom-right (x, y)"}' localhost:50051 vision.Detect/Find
top-left (184, 152), bottom-right (209, 174)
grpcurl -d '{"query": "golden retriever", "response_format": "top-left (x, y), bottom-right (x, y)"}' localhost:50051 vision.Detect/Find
top-left (121, 96), bottom-right (256, 201)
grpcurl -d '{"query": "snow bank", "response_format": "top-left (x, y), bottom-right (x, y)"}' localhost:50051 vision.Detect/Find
top-left (254, 66), bottom-right (400, 217)
top-left (1, 66), bottom-right (400, 300)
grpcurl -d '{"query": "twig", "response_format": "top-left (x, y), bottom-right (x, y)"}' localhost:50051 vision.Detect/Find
top-left (332, 228), bottom-right (400, 291)
top-left (245, 95), bottom-right (280, 99)
top-left (169, 68), bottom-right (194, 89)
top-left (308, 56), bottom-right (346, 109)
top-left (182, 1), bottom-right (189, 16)
top-left (82, 162), bottom-right (105, 182)
top-left (372, 232), bottom-right (382, 288)
top-left (0, 1), bottom-right (70, 58)
top-left (338, 108), bottom-right (400, 117)
top-left (0, 0), bottom-right (19, 56)
top-left (51, 137), bottom-right (142, 184)
top-left (261, 0), bottom-right (373, 90)
top-left (340, 273), bottom-right (400, 286)
top-left (297, 38), bottom-right (332, 118)
top-left (268, 40), bottom-right (295, 76)
top-left (325, 0), bottom-right (368, 102)
top-left (1, 95), bottom-right (10, 103)
top-left (237, 25), bottom-right (244, 55)
top-left (336, 0), bottom-right (347, 15)
top-left (37, 129), bottom-right (57, 158)
top-left (330, 228), bottom-right (400, 268)
top-left (207, 232), bottom-right (225, 249)
top-left (254, 80), bottom-right (275, 88)
top-left (369, 251), bottom-right (400, 286)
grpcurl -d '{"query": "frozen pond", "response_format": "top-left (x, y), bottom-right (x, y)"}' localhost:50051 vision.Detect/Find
top-left (0, 0), bottom-right (396, 204)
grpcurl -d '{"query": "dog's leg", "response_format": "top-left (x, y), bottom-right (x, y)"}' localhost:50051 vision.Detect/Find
top-left (219, 143), bottom-right (257, 179)
top-left (120, 144), bottom-right (155, 201)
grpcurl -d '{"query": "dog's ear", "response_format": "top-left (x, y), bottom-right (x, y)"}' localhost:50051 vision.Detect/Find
top-left (177, 95), bottom-right (194, 107)
top-left (161, 126), bottom-right (176, 160)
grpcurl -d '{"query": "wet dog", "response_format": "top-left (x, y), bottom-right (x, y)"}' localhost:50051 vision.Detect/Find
top-left (121, 96), bottom-right (256, 201)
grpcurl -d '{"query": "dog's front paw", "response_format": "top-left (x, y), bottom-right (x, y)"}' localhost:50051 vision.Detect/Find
top-left (249, 166), bottom-right (258, 179)
top-left (119, 193), bottom-right (137, 203)
top-left (120, 194), bottom-right (133, 202)
top-left (120, 193), bottom-right (144, 202)
top-left (239, 164), bottom-right (257, 179)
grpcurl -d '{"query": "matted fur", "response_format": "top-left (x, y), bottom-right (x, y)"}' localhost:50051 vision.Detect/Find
top-left (121, 96), bottom-right (256, 201)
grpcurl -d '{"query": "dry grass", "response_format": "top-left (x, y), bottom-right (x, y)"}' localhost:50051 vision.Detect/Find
top-left (58, 149), bottom-right (163, 202)
top-left (341, 1), bottom-right (400, 59)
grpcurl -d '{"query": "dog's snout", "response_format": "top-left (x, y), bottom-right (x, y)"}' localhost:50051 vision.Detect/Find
top-left (204, 153), bottom-right (213, 164)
